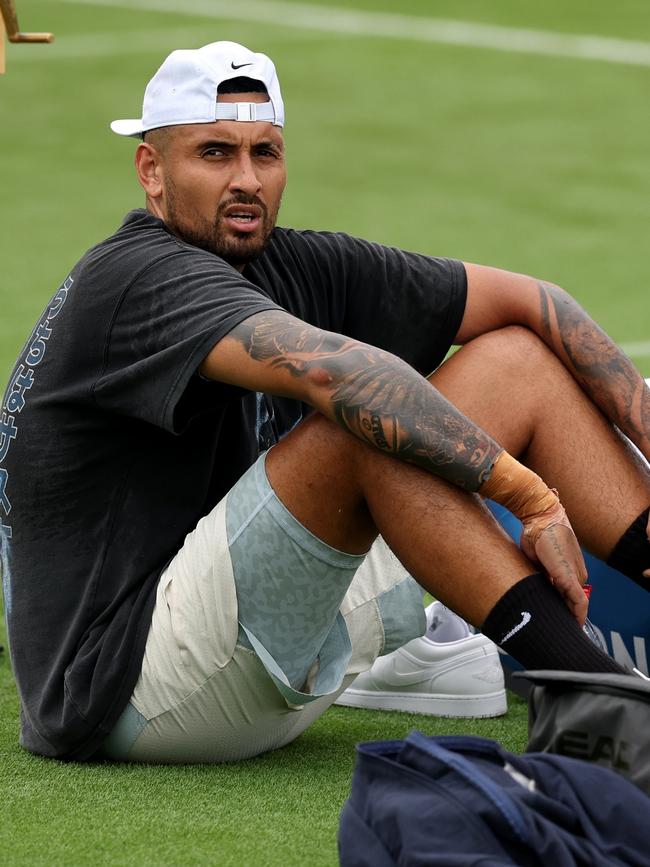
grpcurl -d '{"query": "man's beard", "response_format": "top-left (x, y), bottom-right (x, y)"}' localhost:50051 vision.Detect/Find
top-left (163, 185), bottom-right (279, 268)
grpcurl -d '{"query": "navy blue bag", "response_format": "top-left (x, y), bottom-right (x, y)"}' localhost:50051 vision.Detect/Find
top-left (338, 733), bottom-right (650, 866)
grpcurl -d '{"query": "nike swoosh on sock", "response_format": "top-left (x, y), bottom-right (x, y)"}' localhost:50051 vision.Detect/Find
top-left (500, 611), bottom-right (532, 644)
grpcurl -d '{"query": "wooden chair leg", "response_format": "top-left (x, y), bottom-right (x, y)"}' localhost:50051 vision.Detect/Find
top-left (0, 14), bottom-right (6, 74)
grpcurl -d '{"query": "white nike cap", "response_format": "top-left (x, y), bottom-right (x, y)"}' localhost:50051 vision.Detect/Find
top-left (110, 40), bottom-right (284, 137)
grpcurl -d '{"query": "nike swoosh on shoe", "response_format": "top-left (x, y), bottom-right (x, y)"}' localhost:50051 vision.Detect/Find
top-left (383, 647), bottom-right (497, 686)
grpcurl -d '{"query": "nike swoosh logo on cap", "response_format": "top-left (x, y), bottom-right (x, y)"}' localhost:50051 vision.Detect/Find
top-left (231, 61), bottom-right (253, 70)
top-left (500, 611), bottom-right (532, 644)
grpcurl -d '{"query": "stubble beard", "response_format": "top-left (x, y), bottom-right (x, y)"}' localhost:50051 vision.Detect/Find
top-left (163, 182), bottom-right (280, 268)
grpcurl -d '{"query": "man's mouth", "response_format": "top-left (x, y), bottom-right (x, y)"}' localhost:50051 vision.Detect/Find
top-left (222, 203), bottom-right (263, 234)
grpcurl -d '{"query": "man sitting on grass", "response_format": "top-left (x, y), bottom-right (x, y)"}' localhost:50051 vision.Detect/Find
top-left (1, 41), bottom-right (649, 762)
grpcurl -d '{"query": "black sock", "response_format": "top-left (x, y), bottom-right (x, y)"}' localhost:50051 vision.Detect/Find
top-left (482, 573), bottom-right (624, 674)
top-left (606, 507), bottom-right (650, 588)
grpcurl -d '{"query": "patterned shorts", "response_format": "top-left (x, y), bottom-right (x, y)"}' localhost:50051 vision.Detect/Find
top-left (101, 451), bottom-right (426, 763)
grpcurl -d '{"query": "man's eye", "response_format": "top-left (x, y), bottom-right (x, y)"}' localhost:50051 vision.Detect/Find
top-left (202, 148), bottom-right (224, 157)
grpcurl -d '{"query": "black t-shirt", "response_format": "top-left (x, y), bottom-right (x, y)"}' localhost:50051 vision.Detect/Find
top-left (0, 209), bottom-right (466, 759)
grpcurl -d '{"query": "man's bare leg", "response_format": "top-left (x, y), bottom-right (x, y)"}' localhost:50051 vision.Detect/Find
top-left (430, 325), bottom-right (650, 561)
top-left (266, 409), bottom-right (625, 673)
top-left (268, 325), bottom-right (650, 604)
top-left (265, 327), bottom-right (650, 672)
top-left (267, 413), bottom-right (530, 626)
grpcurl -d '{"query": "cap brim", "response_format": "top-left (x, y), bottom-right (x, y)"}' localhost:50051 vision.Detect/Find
top-left (110, 119), bottom-right (145, 137)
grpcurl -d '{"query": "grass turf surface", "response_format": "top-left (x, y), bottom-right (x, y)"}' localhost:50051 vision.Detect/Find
top-left (0, 636), bottom-right (528, 865)
top-left (0, 0), bottom-right (648, 863)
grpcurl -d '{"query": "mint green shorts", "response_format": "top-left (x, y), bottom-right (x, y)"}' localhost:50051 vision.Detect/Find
top-left (101, 451), bottom-right (425, 763)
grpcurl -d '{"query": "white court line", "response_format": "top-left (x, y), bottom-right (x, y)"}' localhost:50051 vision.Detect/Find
top-left (621, 341), bottom-right (650, 359)
top-left (51, 0), bottom-right (650, 68)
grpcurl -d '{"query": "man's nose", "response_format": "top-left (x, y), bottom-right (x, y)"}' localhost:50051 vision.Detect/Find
top-left (228, 153), bottom-right (262, 197)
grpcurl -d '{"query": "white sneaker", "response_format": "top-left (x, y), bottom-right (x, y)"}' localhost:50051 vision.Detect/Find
top-left (335, 602), bottom-right (507, 718)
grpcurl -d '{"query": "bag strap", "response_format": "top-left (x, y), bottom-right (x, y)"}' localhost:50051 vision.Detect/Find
top-left (405, 732), bottom-right (531, 845)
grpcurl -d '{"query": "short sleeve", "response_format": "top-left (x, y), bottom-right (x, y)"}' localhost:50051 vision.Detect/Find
top-left (336, 235), bottom-right (467, 374)
top-left (93, 250), bottom-right (282, 433)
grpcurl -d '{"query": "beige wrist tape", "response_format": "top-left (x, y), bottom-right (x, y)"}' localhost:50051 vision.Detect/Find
top-left (479, 451), bottom-right (572, 547)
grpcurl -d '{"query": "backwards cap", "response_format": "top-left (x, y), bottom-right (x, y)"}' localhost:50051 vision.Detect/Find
top-left (110, 40), bottom-right (284, 137)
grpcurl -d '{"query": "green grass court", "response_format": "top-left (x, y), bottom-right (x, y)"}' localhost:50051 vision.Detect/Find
top-left (1, 0), bottom-right (649, 863)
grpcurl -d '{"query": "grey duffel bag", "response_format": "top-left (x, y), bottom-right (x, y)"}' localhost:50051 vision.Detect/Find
top-left (514, 669), bottom-right (650, 795)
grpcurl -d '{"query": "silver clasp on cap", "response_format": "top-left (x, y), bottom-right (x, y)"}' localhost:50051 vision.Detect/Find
top-left (214, 101), bottom-right (276, 124)
top-left (236, 102), bottom-right (257, 122)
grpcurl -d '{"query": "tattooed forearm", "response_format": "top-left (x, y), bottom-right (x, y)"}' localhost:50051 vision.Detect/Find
top-left (537, 280), bottom-right (650, 452)
top-left (329, 358), bottom-right (502, 489)
top-left (232, 311), bottom-right (502, 491)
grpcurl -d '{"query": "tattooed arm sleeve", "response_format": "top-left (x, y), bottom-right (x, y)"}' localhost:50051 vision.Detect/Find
top-left (537, 280), bottom-right (650, 459)
top-left (202, 309), bottom-right (502, 491)
top-left (458, 263), bottom-right (650, 462)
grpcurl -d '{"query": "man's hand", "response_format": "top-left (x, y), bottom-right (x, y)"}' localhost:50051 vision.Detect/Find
top-left (520, 523), bottom-right (589, 625)
top-left (478, 450), bottom-right (589, 623)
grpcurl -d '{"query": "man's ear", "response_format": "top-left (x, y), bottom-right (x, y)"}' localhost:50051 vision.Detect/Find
top-left (135, 142), bottom-right (164, 201)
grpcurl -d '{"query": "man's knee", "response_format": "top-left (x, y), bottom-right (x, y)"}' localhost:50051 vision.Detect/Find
top-left (473, 325), bottom-right (550, 365)
top-left (450, 325), bottom-right (562, 384)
